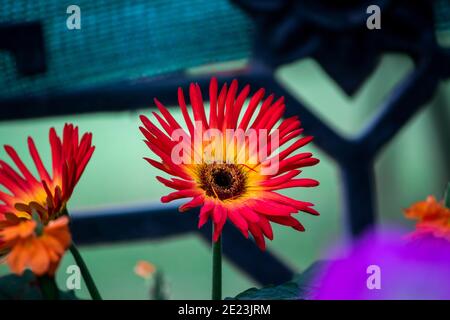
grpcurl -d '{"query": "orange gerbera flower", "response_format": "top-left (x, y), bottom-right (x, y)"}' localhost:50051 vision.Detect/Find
top-left (140, 78), bottom-right (319, 250)
top-left (0, 215), bottom-right (71, 276)
top-left (404, 195), bottom-right (450, 240)
top-left (0, 123), bottom-right (95, 222)
top-left (0, 123), bottom-right (94, 275)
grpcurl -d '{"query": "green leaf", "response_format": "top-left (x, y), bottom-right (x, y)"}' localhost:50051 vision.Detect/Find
top-left (444, 182), bottom-right (450, 209)
top-left (0, 270), bottom-right (41, 300)
top-left (231, 282), bottom-right (300, 300)
top-left (293, 261), bottom-right (329, 298)
top-left (0, 271), bottom-right (81, 300)
top-left (59, 289), bottom-right (80, 300)
top-left (228, 261), bottom-right (329, 300)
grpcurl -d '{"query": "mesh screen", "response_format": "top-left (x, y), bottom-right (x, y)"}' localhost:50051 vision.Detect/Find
top-left (0, 0), bottom-right (254, 98)
top-left (1, 1), bottom-right (448, 99)
top-left (435, 0), bottom-right (450, 46)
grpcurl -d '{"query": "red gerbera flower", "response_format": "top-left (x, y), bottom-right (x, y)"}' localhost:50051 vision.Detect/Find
top-left (140, 78), bottom-right (319, 250)
top-left (0, 123), bottom-right (95, 222)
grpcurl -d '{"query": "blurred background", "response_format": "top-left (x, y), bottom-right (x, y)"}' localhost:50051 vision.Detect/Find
top-left (0, 0), bottom-right (449, 299)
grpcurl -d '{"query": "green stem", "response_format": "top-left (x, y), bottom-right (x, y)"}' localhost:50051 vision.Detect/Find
top-left (37, 275), bottom-right (59, 300)
top-left (69, 243), bottom-right (102, 300)
top-left (212, 233), bottom-right (222, 300)
top-left (62, 207), bottom-right (102, 300)
top-left (444, 181), bottom-right (450, 209)
top-left (151, 270), bottom-right (166, 300)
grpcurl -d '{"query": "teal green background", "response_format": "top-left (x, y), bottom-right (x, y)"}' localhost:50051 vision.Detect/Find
top-left (0, 55), bottom-right (449, 299)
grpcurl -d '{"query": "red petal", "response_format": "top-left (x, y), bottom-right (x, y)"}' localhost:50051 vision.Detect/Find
top-left (156, 176), bottom-right (195, 190)
top-left (212, 204), bottom-right (224, 224)
top-left (261, 191), bottom-right (319, 215)
top-left (238, 87), bottom-right (265, 131)
top-left (251, 199), bottom-right (297, 216)
top-left (49, 127), bottom-right (62, 178)
top-left (209, 77), bottom-right (218, 128)
top-left (213, 207), bottom-right (227, 242)
top-left (198, 201), bottom-right (214, 228)
top-left (231, 84), bottom-right (250, 130)
top-left (152, 112), bottom-right (173, 136)
top-left (258, 103), bottom-right (285, 132)
top-left (278, 129), bottom-right (303, 147)
top-left (161, 189), bottom-right (201, 203)
top-left (0, 191), bottom-right (13, 205)
top-left (179, 195), bottom-right (204, 212)
top-left (277, 116), bottom-right (299, 134)
top-left (0, 160), bottom-right (31, 193)
top-left (248, 223), bottom-right (265, 250)
top-left (75, 146), bottom-right (95, 183)
top-left (154, 98), bottom-right (183, 132)
top-left (228, 209), bottom-right (249, 238)
top-left (258, 216), bottom-right (273, 240)
top-left (250, 94), bottom-right (274, 128)
top-left (224, 79), bottom-right (238, 129)
top-left (4, 145), bottom-right (38, 184)
top-left (75, 132), bottom-right (93, 164)
top-left (278, 136), bottom-right (314, 161)
top-left (268, 215), bottom-right (305, 231)
top-left (238, 206), bottom-right (260, 223)
top-left (265, 178), bottom-right (319, 190)
top-left (27, 137), bottom-right (51, 182)
top-left (178, 87), bottom-right (195, 136)
top-left (217, 83), bottom-right (228, 127)
top-left (139, 115), bottom-right (173, 147)
top-left (260, 170), bottom-right (301, 187)
top-left (144, 157), bottom-right (173, 176)
top-left (189, 83), bottom-right (208, 129)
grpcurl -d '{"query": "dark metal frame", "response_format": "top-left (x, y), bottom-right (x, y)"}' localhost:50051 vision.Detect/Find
top-left (1, 0), bottom-right (449, 286)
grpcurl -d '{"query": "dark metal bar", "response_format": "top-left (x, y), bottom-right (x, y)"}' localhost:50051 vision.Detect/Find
top-left (0, 72), bottom-right (232, 120)
top-left (69, 202), bottom-right (294, 285)
top-left (340, 159), bottom-right (376, 237)
top-left (357, 55), bottom-right (441, 157)
top-left (258, 74), bottom-right (351, 162)
top-left (69, 203), bottom-right (197, 244)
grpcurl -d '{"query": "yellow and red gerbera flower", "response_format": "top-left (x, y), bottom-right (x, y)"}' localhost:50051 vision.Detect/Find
top-left (0, 215), bottom-right (71, 276)
top-left (0, 123), bottom-right (94, 275)
top-left (0, 123), bottom-right (95, 222)
top-left (404, 195), bottom-right (450, 240)
top-left (140, 78), bottom-right (319, 250)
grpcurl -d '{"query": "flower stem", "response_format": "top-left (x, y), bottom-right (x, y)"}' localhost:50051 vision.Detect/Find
top-left (212, 233), bottom-right (222, 300)
top-left (62, 207), bottom-right (102, 300)
top-left (444, 182), bottom-right (450, 209)
top-left (37, 275), bottom-right (59, 300)
top-left (69, 243), bottom-right (102, 300)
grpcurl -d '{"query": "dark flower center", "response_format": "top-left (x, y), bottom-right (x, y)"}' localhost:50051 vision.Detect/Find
top-left (213, 169), bottom-right (233, 189)
top-left (198, 163), bottom-right (247, 201)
